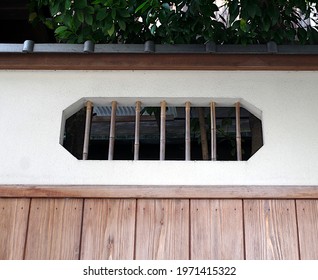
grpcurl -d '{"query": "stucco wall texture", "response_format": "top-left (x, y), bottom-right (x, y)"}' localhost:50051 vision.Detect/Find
top-left (1, 70), bottom-right (317, 186)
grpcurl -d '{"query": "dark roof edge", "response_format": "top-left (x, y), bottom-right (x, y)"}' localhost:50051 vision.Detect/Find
top-left (1, 40), bottom-right (318, 54)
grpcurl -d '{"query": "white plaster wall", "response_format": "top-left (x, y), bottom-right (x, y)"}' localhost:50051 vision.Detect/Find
top-left (0, 70), bottom-right (318, 186)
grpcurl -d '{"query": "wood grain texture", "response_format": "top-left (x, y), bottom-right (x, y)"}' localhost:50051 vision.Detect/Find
top-left (190, 199), bottom-right (244, 259)
top-left (80, 199), bottom-right (136, 260)
top-left (24, 198), bottom-right (83, 260)
top-left (4, 197), bottom-right (318, 260)
top-left (0, 198), bottom-right (30, 259)
top-left (244, 200), bottom-right (299, 260)
top-left (2, 185), bottom-right (318, 198)
top-left (296, 200), bottom-right (318, 259)
top-left (135, 199), bottom-right (189, 259)
top-left (1, 53), bottom-right (318, 70)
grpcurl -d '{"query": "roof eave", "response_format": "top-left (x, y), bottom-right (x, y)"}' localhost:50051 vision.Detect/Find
top-left (1, 42), bottom-right (318, 70)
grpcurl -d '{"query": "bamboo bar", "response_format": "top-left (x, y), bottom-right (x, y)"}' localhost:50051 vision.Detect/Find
top-left (185, 102), bottom-right (191, 160)
top-left (134, 101), bottom-right (141, 160)
top-left (82, 101), bottom-right (93, 160)
top-left (160, 101), bottom-right (166, 160)
top-left (198, 107), bottom-right (209, 160)
top-left (236, 102), bottom-right (242, 161)
top-left (210, 101), bottom-right (217, 161)
top-left (108, 101), bottom-right (117, 160)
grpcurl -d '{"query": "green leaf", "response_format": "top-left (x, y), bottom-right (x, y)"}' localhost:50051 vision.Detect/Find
top-left (118, 20), bottom-right (126, 30)
top-left (29, 12), bottom-right (37, 22)
top-left (77, 33), bottom-right (84, 43)
top-left (96, 9), bottom-right (106, 20)
top-left (118, 9), bottom-right (130, 18)
top-left (65, 0), bottom-right (71, 10)
top-left (44, 19), bottom-right (54, 29)
top-left (50, 2), bottom-right (60, 15)
top-left (63, 13), bottom-right (72, 26)
top-left (75, 0), bottom-right (87, 9)
top-left (85, 14), bottom-right (93, 25)
top-left (240, 18), bottom-right (247, 32)
top-left (72, 20), bottom-right (82, 31)
top-left (58, 30), bottom-right (73, 39)
top-left (146, 8), bottom-right (156, 25)
top-left (150, 24), bottom-right (156, 35)
top-left (247, 4), bottom-right (256, 18)
top-left (77, 10), bottom-right (84, 23)
top-left (31, 0), bottom-right (318, 45)
top-left (269, 6), bottom-right (280, 25)
top-left (263, 17), bottom-right (271, 32)
top-left (55, 26), bottom-right (69, 34)
top-left (86, 6), bottom-right (95, 14)
top-left (111, 9), bottom-right (116, 19)
top-left (107, 24), bottom-right (115, 36)
top-left (135, 2), bottom-right (148, 13)
top-left (229, 8), bottom-right (239, 24)
top-left (104, 0), bottom-right (113, 7)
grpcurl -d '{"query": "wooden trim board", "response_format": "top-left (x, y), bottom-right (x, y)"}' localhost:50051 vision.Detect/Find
top-left (1, 53), bottom-right (318, 70)
top-left (1, 185), bottom-right (318, 199)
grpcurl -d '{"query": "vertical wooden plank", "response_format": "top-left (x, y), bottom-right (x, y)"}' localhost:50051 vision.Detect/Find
top-left (235, 102), bottom-right (242, 161)
top-left (185, 102), bottom-right (191, 161)
top-left (0, 198), bottom-right (30, 260)
top-left (160, 101), bottom-right (166, 160)
top-left (296, 200), bottom-right (318, 259)
top-left (81, 199), bottom-right (136, 260)
top-left (82, 100), bottom-right (93, 160)
top-left (108, 101), bottom-right (117, 160)
top-left (24, 198), bottom-right (83, 260)
top-left (191, 199), bottom-right (244, 259)
top-left (244, 200), bottom-right (299, 260)
top-left (135, 199), bottom-right (189, 260)
top-left (134, 101), bottom-right (141, 160)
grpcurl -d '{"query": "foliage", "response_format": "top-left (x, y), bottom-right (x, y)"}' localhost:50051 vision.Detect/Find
top-left (29, 0), bottom-right (318, 44)
top-left (225, 0), bottom-right (318, 44)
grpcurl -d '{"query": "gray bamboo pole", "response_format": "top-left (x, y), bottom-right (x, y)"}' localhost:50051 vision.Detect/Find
top-left (82, 101), bottom-right (93, 160)
top-left (185, 101), bottom-right (191, 161)
top-left (236, 102), bottom-right (242, 161)
top-left (134, 101), bottom-right (141, 160)
top-left (160, 100), bottom-right (166, 160)
top-left (210, 101), bottom-right (217, 161)
top-left (108, 101), bottom-right (117, 160)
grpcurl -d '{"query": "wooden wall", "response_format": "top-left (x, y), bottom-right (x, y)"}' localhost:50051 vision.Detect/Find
top-left (1, 197), bottom-right (318, 260)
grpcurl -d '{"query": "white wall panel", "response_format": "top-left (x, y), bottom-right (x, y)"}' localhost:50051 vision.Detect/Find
top-left (0, 70), bottom-right (317, 185)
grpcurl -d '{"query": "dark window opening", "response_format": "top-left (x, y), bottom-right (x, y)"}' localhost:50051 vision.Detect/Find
top-left (62, 101), bottom-right (263, 161)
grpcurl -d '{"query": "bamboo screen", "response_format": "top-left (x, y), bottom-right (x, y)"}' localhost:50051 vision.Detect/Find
top-left (62, 100), bottom-right (263, 161)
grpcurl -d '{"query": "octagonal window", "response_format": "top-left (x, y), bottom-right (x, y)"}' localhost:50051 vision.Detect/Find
top-left (60, 98), bottom-right (263, 161)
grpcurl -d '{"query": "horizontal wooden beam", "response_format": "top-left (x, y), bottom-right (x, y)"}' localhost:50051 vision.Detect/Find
top-left (1, 185), bottom-right (318, 199)
top-left (93, 114), bottom-right (175, 123)
top-left (1, 53), bottom-right (318, 70)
